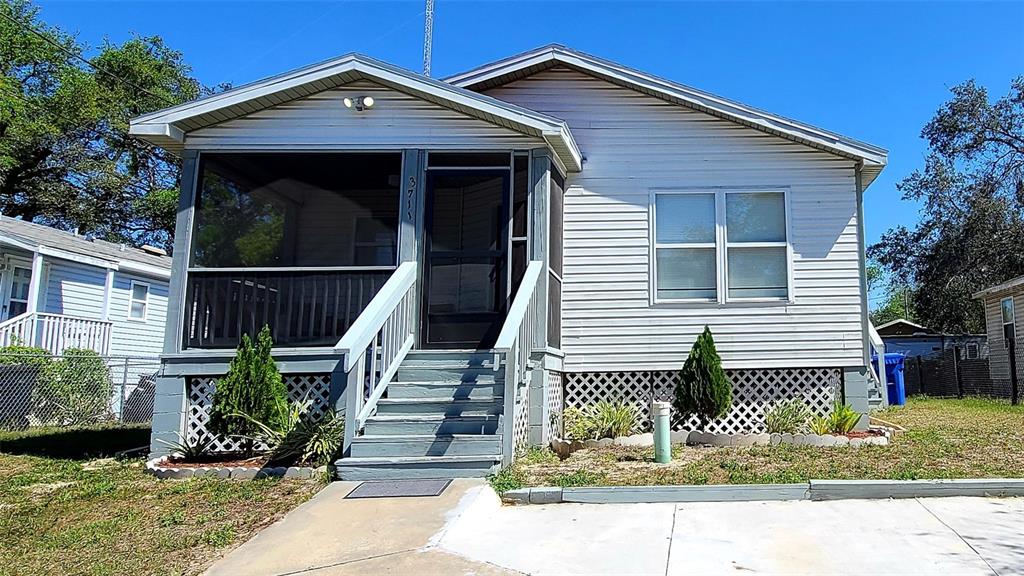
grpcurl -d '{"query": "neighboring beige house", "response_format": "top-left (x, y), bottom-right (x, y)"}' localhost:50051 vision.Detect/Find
top-left (974, 275), bottom-right (1023, 399)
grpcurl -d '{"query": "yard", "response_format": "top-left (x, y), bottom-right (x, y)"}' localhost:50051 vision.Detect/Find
top-left (0, 426), bottom-right (323, 576)
top-left (494, 397), bottom-right (1024, 490)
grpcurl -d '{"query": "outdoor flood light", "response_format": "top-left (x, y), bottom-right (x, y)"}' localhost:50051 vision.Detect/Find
top-left (343, 96), bottom-right (375, 111)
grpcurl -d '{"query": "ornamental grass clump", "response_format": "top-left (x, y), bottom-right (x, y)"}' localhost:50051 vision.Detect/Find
top-left (674, 326), bottom-right (732, 430)
top-left (590, 400), bottom-right (639, 439)
top-left (764, 398), bottom-right (813, 434)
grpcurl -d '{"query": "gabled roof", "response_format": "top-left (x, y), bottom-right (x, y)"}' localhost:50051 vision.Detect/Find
top-left (0, 216), bottom-right (171, 277)
top-left (446, 44), bottom-right (888, 187)
top-left (874, 318), bottom-right (932, 337)
top-left (973, 275), bottom-right (1024, 300)
top-left (130, 53), bottom-right (582, 172)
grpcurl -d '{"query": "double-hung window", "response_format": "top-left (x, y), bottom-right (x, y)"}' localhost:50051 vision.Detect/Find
top-left (129, 281), bottom-right (149, 321)
top-left (1001, 297), bottom-right (1016, 346)
top-left (652, 189), bottom-right (790, 303)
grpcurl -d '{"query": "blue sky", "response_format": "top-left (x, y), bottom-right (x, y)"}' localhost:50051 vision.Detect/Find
top-left (36, 0), bottom-right (1023, 249)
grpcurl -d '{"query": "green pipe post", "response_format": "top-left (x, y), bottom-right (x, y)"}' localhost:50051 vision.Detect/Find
top-left (653, 401), bottom-right (671, 464)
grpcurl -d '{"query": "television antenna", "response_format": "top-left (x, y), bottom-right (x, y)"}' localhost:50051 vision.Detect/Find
top-left (423, 0), bottom-right (434, 76)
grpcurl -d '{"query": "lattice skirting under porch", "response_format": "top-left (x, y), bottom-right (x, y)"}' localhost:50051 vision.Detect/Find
top-left (185, 374), bottom-right (331, 453)
top-left (545, 371), bottom-right (564, 441)
top-left (564, 368), bottom-right (841, 434)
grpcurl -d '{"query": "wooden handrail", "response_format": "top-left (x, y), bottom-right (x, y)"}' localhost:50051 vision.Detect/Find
top-left (335, 261), bottom-right (417, 371)
top-left (493, 261), bottom-right (544, 353)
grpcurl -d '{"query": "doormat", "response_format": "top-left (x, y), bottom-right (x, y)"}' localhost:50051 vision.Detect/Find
top-left (345, 479), bottom-right (452, 499)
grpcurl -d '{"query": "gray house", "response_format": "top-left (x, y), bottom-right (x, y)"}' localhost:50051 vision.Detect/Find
top-left (131, 45), bottom-right (888, 479)
top-left (0, 216), bottom-right (170, 357)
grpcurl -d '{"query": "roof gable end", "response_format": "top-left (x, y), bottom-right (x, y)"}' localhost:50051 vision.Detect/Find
top-left (446, 44), bottom-right (887, 186)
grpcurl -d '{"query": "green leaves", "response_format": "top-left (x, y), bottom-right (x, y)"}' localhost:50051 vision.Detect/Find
top-left (674, 326), bottom-right (732, 430)
top-left (1, 0), bottom-right (204, 251)
top-left (869, 76), bottom-right (1024, 334)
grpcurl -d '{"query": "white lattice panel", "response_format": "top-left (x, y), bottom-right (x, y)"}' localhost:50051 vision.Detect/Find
top-left (512, 383), bottom-right (530, 455)
top-left (186, 374), bottom-right (331, 453)
top-left (545, 371), bottom-right (564, 442)
top-left (564, 368), bottom-right (840, 434)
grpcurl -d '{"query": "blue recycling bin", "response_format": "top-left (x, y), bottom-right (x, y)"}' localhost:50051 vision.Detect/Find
top-left (871, 353), bottom-right (907, 406)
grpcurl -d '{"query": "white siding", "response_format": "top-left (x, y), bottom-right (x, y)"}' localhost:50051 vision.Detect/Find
top-left (106, 271), bottom-right (169, 358)
top-left (485, 68), bottom-right (865, 371)
top-left (185, 80), bottom-right (544, 151)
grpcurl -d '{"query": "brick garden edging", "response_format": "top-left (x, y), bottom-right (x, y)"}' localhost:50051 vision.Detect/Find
top-left (501, 479), bottom-right (1024, 505)
top-left (550, 428), bottom-right (891, 458)
top-left (145, 456), bottom-right (326, 480)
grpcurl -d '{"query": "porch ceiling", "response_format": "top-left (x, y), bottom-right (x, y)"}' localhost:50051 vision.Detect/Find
top-left (129, 54), bottom-right (582, 172)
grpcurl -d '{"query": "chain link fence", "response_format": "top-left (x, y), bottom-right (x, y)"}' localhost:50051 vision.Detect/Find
top-left (0, 351), bottom-right (160, 430)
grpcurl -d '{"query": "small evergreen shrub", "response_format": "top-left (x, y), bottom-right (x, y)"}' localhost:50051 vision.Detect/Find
top-left (674, 326), bottom-right (732, 430)
top-left (209, 325), bottom-right (287, 455)
top-left (764, 398), bottom-right (812, 434)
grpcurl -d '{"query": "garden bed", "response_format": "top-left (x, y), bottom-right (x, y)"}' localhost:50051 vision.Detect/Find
top-left (494, 397), bottom-right (1024, 490)
top-left (146, 453), bottom-right (326, 480)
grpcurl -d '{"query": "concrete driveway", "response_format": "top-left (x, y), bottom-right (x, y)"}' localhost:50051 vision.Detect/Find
top-left (206, 481), bottom-right (1024, 575)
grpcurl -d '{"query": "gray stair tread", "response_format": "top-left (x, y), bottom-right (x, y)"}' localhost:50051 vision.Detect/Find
top-left (367, 414), bottom-right (499, 420)
top-left (377, 397), bottom-right (500, 405)
top-left (354, 434), bottom-right (501, 442)
top-left (336, 454), bottom-right (501, 465)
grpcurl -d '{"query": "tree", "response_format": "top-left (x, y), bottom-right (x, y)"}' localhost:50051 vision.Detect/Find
top-left (674, 326), bottom-right (732, 430)
top-left (208, 326), bottom-right (288, 456)
top-left (1, 0), bottom-right (203, 251)
top-left (869, 76), bottom-right (1024, 334)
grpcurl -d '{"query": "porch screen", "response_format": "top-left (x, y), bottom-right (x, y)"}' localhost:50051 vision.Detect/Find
top-left (192, 153), bottom-right (401, 268)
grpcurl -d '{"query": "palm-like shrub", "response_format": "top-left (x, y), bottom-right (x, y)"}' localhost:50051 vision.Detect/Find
top-left (827, 402), bottom-right (861, 434)
top-left (590, 400), bottom-right (639, 439)
top-left (208, 325), bottom-right (287, 456)
top-left (674, 326), bottom-right (732, 430)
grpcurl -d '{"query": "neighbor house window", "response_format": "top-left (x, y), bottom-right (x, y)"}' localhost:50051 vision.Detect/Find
top-left (651, 190), bottom-right (790, 303)
top-left (965, 342), bottom-right (980, 360)
top-left (129, 281), bottom-right (149, 321)
top-left (1002, 297), bottom-right (1016, 345)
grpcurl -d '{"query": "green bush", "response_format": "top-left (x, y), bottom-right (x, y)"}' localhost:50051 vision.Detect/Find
top-left (562, 406), bottom-right (596, 441)
top-left (208, 325), bottom-right (287, 456)
top-left (674, 326), bottom-right (732, 430)
top-left (2, 346), bottom-right (115, 426)
top-left (590, 400), bottom-right (639, 439)
top-left (764, 398), bottom-right (812, 434)
top-left (809, 414), bottom-right (832, 435)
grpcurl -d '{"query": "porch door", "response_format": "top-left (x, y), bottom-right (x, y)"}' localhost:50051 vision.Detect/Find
top-left (3, 264), bottom-right (32, 320)
top-left (422, 170), bottom-right (509, 349)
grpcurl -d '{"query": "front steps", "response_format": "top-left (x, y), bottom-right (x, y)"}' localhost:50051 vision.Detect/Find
top-left (336, 350), bottom-right (505, 480)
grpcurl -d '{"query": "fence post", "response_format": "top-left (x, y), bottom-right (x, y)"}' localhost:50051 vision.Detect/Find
top-left (953, 346), bottom-right (964, 399)
top-left (1010, 337), bottom-right (1020, 406)
top-left (121, 358), bottom-right (131, 420)
top-left (916, 355), bottom-right (925, 395)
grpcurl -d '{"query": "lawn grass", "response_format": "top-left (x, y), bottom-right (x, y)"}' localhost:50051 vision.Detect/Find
top-left (498, 397), bottom-right (1024, 490)
top-left (0, 426), bottom-right (324, 576)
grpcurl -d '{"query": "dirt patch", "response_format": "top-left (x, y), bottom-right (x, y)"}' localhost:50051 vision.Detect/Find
top-left (24, 481), bottom-right (76, 495)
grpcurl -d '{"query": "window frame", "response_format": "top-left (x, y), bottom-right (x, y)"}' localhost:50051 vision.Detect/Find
top-left (965, 341), bottom-right (980, 360)
top-left (1001, 296), bottom-right (1016, 346)
top-left (649, 188), bottom-right (794, 305)
top-left (128, 280), bottom-right (150, 322)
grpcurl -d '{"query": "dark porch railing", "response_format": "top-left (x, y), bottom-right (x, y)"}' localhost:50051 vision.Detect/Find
top-left (183, 268), bottom-right (394, 349)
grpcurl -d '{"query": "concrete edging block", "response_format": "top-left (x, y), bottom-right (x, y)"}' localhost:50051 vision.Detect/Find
top-left (809, 479), bottom-right (1024, 501)
top-left (561, 483), bottom-right (810, 504)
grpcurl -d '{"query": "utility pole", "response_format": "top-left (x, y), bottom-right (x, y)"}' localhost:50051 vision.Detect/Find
top-left (423, 0), bottom-right (434, 76)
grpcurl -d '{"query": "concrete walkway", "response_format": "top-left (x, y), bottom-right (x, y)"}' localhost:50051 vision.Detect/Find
top-left (206, 481), bottom-right (1024, 576)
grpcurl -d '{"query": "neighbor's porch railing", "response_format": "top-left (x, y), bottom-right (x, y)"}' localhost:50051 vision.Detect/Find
top-left (868, 322), bottom-right (888, 407)
top-left (337, 261), bottom-right (417, 455)
top-left (493, 261), bottom-right (545, 465)
top-left (0, 312), bottom-right (113, 355)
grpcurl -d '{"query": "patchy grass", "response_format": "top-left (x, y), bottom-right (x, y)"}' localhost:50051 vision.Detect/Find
top-left (0, 426), bottom-right (324, 576)
top-left (502, 397), bottom-right (1024, 489)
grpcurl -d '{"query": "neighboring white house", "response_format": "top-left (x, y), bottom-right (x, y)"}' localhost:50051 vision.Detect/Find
top-left (0, 216), bottom-right (171, 358)
top-left (131, 45), bottom-right (888, 478)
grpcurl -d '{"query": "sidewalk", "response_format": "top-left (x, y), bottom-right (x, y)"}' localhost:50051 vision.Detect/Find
top-left (206, 480), bottom-right (1023, 575)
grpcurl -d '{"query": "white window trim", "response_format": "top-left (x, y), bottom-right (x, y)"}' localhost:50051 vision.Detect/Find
top-left (128, 280), bottom-right (150, 322)
top-left (965, 341), bottom-right (980, 360)
top-left (1001, 296), bottom-right (1015, 344)
top-left (649, 188), bottom-right (794, 305)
